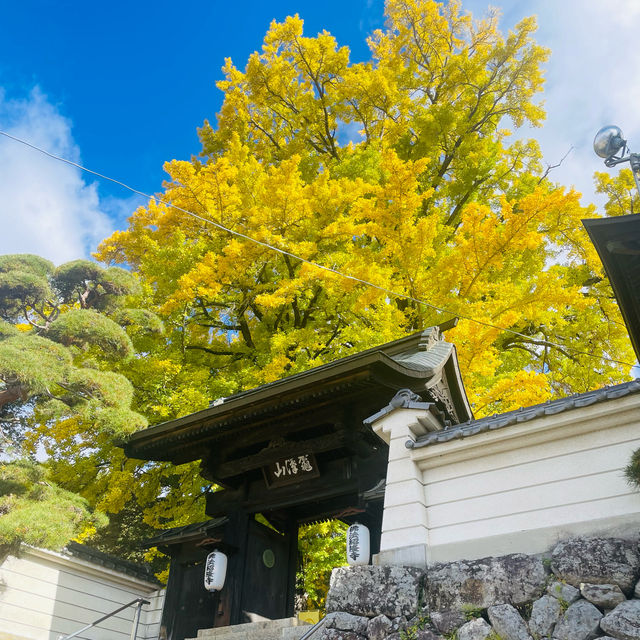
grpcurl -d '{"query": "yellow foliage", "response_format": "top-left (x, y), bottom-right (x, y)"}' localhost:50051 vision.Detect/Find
top-left (99, 1), bottom-right (633, 420)
top-left (87, 0), bottom-right (634, 533)
top-left (471, 370), bottom-right (553, 416)
top-left (73, 524), bottom-right (98, 544)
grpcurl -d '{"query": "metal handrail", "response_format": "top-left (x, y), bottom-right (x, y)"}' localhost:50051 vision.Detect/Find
top-left (58, 596), bottom-right (150, 640)
top-left (298, 616), bottom-right (328, 640)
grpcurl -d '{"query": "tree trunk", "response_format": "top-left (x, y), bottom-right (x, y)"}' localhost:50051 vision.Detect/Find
top-left (0, 386), bottom-right (26, 409)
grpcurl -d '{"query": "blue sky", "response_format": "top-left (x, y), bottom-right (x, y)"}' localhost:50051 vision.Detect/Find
top-left (1, 0), bottom-right (639, 262)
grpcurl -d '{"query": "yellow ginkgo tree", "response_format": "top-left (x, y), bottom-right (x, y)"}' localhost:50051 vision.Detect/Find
top-left (43, 0), bottom-right (636, 588)
top-left (100, 2), bottom-right (632, 412)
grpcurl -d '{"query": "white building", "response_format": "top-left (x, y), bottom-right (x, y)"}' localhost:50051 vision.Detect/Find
top-left (0, 543), bottom-right (164, 640)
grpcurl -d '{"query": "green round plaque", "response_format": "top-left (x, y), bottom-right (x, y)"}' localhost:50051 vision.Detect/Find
top-left (262, 548), bottom-right (276, 568)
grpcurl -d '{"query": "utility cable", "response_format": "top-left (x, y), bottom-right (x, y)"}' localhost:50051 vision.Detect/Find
top-left (0, 128), bottom-right (635, 368)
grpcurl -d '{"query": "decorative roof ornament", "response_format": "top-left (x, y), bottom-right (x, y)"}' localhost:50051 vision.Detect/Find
top-left (389, 389), bottom-right (423, 407)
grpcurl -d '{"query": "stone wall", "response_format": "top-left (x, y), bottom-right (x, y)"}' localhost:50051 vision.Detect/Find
top-left (323, 536), bottom-right (640, 640)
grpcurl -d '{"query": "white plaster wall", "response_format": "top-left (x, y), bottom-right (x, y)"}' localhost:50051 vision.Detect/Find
top-left (374, 393), bottom-right (640, 565)
top-left (0, 547), bottom-right (164, 640)
top-left (372, 407), bottom-right (441, 566)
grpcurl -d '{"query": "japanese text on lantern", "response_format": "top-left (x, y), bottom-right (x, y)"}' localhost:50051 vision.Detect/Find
top-left (348, 527), bottom-right (360, 562)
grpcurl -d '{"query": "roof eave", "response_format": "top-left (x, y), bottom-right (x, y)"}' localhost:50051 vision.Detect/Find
top-left (583, 214), bottom-right (640, 361)
top-left (124, 345), bottom-right (436, 457)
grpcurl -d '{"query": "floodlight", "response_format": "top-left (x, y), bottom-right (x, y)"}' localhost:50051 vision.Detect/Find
top-left (593, 125), bottom-right (626, 159)
top-left (594, 124), bottom-right (640, 197)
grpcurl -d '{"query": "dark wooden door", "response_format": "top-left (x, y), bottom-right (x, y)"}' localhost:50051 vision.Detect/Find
top-left (239, 520), bottom-right (291, 622)
top-left (169, 559), bottom-right (219, 640)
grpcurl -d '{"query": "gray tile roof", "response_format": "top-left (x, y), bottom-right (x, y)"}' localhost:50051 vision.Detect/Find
top-left (142, 517), bottom-right (228, 547)
top-left (207, 326), bottom-right (451, 407)
top-left (408, 379), bottom-right (640, 450)
top-left (390, 339), bottom-right (453, 373)
top-left (125, 326), bottom-right (473, 462)
top-left (66, 542), bottom-right (160, 584)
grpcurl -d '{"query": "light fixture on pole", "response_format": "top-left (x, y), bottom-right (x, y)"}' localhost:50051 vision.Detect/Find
top-left (593, 125), bottom-right (640, 197)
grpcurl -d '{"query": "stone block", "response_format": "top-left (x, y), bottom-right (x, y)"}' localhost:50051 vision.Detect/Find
top-left (326, 565), bottom-right (424, 619)
top-left (413, 630), bottom-right (443, 640)
top-left (320, 629), bottom-right (365, 640)
top-left (600, 600), bottom-right (640, 640)
top-left (579, 583), bottom-right (626, 610)
top-left (529, 595), bottom-right (562, 638)
top-left (551, 537), bottom-right (640, 594)
top-left (390, 617), bottom-right (405, 633)
top-left (547, 582), bottom-right (581, 605)
top-left (457, 617), bottom-right (493, 640)
top-left (487, 603), bottom-right (531, 640)
top-left (367, 614), bottom-right (393, 640)
top-left (552, 600), bottom-right (602, 640)
top-left (427, 553), bottom-right (547, 611)
top-left (282, 627), bottom-right (313, 640)
top-left (430, 610), bottom-right (466, 634)
top-left (325, 612), bottom-right (369, 635)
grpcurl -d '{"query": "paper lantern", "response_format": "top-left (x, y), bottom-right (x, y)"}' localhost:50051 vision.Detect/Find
top-left (204, 550), bottom-right (228, 591)
top-left (346, 523), bottom-right (370, 565)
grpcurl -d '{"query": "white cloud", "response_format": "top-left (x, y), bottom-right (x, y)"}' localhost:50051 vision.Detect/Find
top-left (0, 88), bottom-right (116, 264)
top-left (529, 0), bottom-right (640, 207)
top-left (466, 0), bottom-right (640, 209)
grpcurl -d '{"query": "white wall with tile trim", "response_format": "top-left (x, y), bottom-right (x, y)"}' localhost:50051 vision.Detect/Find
top-left (372, 391), bottom-right (640, 566)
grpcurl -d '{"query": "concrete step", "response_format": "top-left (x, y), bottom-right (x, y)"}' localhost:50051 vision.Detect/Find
top-left (198, 617), bottom-right (297, 637)
top-left (200, 632), bottom-right (280, 640)
top-left (197, 616), bottom-right (310, 640)
top-left (282, 624), bottom-right (314, 640)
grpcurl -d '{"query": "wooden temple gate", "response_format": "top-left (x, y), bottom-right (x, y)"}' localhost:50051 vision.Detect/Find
top-left (125, 328), bottom-right (471, 640)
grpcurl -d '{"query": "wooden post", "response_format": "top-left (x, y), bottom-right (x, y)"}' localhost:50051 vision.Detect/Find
top-left (285, 518), bottom-right (298, 617)
top-left (225, 510), bottom-right (250, 625)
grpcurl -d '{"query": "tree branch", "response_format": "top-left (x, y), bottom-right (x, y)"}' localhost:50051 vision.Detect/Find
top-left (538, 147), bottom-right (574, 185)
top-left (0, 386), bottom-right (26, 409)
top-left (185, 345), bottom-right (238, 356)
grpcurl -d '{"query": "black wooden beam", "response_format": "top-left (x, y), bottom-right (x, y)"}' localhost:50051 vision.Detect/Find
top-left (205, 463), bottom-right (385, 518)
top-left (211, 431), bottom-right (349, 479)
top-left (213, 404), bottom-right (342, 452)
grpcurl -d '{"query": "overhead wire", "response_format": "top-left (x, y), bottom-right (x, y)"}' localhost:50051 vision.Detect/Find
top-left (0, 128), bottom-right (635, 368)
